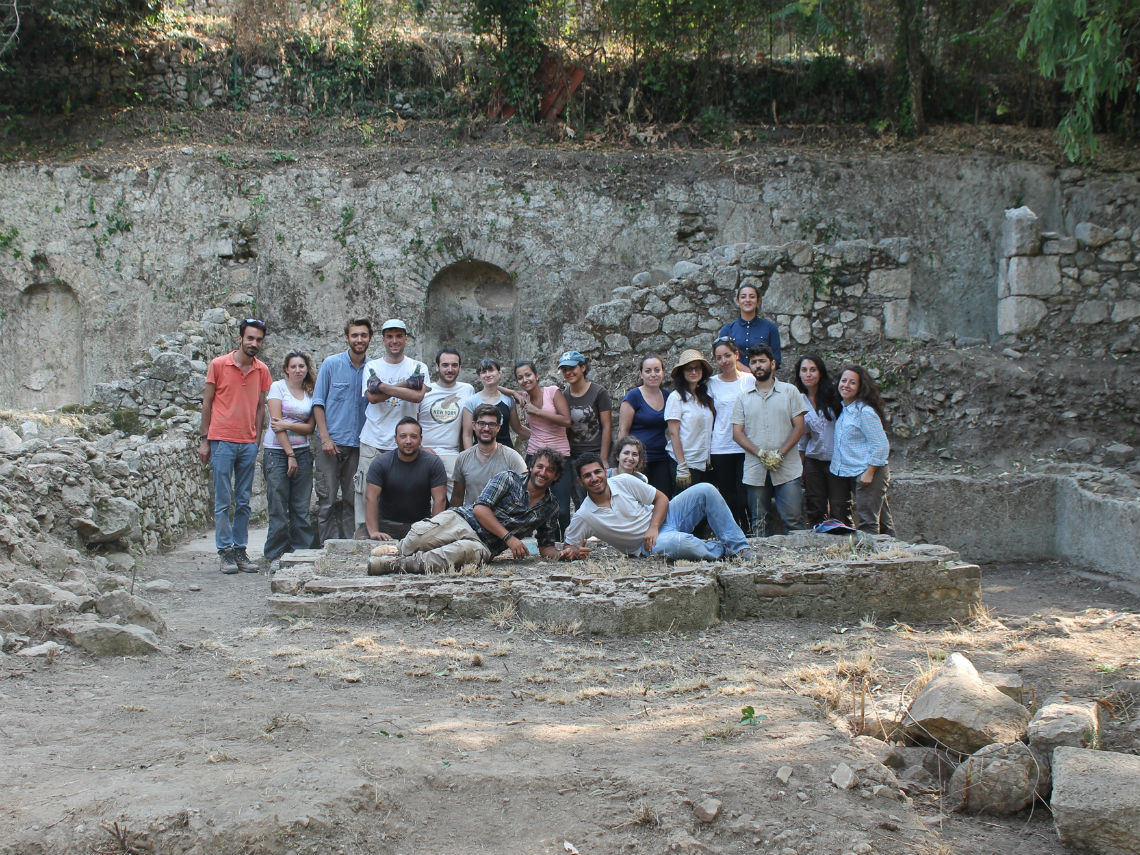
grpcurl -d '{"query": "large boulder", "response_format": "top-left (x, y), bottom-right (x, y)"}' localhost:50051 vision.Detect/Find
top-left (946, 742), bottom-right (1050, 815)
top-left (903, 653), bottom-right (1030, 753)
top-left (0, 603), bottom-right (56, 634)
top-left (1028, 694), bottom-right (1100, 759)
top-left (56, 620), bottom-right (165, 657)
top-left (1051, 747), bottom-right (1140, 854)
top-left (95, 590), bottom-right (167, 634)
top-left (71, 496), bottom-right (142, 544)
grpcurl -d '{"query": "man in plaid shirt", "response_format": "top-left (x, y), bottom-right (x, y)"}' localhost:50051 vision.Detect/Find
top-left (368, 448), bottom-right (563, 575)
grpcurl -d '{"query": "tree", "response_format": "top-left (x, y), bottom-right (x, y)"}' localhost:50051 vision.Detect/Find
top-left (1020, 0), bottom-right (1140, 160)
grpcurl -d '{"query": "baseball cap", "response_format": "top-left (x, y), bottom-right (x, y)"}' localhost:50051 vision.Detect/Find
top-left (558, 350), bottom-right (586, 367)
top-left (381, 319), bottom-right (408, 333)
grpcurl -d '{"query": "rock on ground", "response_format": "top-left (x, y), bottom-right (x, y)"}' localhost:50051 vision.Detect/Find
top-left (946, 742), bottom-right (1050, 815)
top-left (56, 620), bottom-right (165, 656)
top-left (1027, 694), bottom-right (1100, 758)
top-left (95, 590), bottom-right (167, 634)
top-left (1051, 747), bottom-right (1140, 855)
top-left (903, 653), bottom-right (1030, 753)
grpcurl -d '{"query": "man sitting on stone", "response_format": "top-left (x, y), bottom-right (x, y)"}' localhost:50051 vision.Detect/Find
top-left (369, 448), bottom-right (564, 575)
top-left (364, 417), bottom-right (447, 541)
top-left (451, 403), bottom-right (527, 507)
top-left (558, 454), bottom-right (754, 562)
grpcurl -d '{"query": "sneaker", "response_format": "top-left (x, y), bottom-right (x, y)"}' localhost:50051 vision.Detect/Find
top-left (268, 557), bottom-right (282, 575)
top-left (234, 548), bottom-right (260, 573)
top-left (736, 547), bottom-right (757, 562)
top-left (218, 549), bottom-right (239, 574)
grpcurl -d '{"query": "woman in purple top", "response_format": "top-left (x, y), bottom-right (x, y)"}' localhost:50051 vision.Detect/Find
top-left (793, 353), bottom-right (851, 526)
top-left (718, 282), bottom-right (782, 368)
top-left (616, 354), bottom-right (673, 496)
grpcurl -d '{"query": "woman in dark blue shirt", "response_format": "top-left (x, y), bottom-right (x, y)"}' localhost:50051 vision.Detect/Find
top-left (719, 282), bottom-right (782, 368)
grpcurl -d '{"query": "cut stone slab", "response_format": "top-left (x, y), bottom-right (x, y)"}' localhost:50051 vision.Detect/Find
top-left (1051, 747), bottom-right (1140, 855)
top-left (15, 641), bottom-right (64, 658)
top-left (0, 603), bottom-right (57, 634)
top-left (56, 620), bottom-right (165, 657)
top-left (96, 590), bottom-right (167, 634)
top-left (8, 580), bottom-right (91, 611)
top-left (1028, 694), bottom-right (1100, 757)
top-left (947, 742), bottom-right (1050, 815)
top-left (903, 653), bottom-right (1031, 753)
top-left (71, 496), bottom-right (142, 544)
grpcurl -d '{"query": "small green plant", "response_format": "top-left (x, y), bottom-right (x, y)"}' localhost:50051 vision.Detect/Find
top-left (740, 705), bottom-right (765, 725)
top-left (0, 225), bottom-right (20, 258)
top-left (110, 409), bottom-right (146, 435)
top-left (270, 150), bottom-right (297, 163)
top-left (335, 206), bottom-right (356, 247)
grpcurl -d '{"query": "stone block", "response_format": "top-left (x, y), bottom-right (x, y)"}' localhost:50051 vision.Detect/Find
top-left (662, 312), bottom-right (698, 335)
top-left (1111, 300), bottom-right (1140, 323)
top-left (713, 266), bottom-right (738, 293)
top-left (56, 619), bottom-right (165, 657)
top-left (739, 247), bottom-right (784, 270)
top-left (0, 603), bottom-right (56, 634)
top-left (1100, 241), bottom-right (1132, 263)
top-left (868, 268), bottom-right (911, 299)
top-left (762, 272), bottom-right (812, 316)
top-left (981, 672), bottom-right (1024, 704)
top-left (95, 590), bottom-right (167, 634)
top-left (947, 742), bottom-right (1049, 815)
top-left (883, 301), bottom-right (909, 339)
top-left (1007, 255), bottom-right (1061, 297)
top-left (997, 297), bottom-right (1048, 335)
top-left (604, 333), bottom-right (631, 353)
top-left (1002, 206), bottom-right (1040, 257)
top-left (1051, 747), bottom-right (1140, 855)
top-left (1074, 222), bottom-right (1114, 248)
top-left (672, 260), bottom-right (702, 279)
top-left (0, 426), bottom-right (22, 451)
top-left (71, 496), bottom-right (142, 544)
top-left (903, 653), bottom-right (1030, 753)
top-left (835, 239), bottom-right (871, 265)
top-left (585, 298), bottom-right (632, 329)
top-left (1028, 695), bottom-right (1100, 756)
top-left (149, 352), bottom-right (192, 382)
top-left (1072, 301), bottom-right (1109, 324)
top-left (1043, 236), bottom-right (1078, 255)
top-left (790, 316), bottom-right (812, 343)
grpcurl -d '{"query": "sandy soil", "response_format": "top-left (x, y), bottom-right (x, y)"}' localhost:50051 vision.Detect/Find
top-left (2, 527), bottom-right (1137, 855)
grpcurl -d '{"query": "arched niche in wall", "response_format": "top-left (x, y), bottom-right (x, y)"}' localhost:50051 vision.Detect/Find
top-left (0, 281), bottom-right (85, 409)
top-left (421, 260), bottom-right (518, 376)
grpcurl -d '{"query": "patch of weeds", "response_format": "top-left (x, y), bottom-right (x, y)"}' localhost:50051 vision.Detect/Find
top-left (110, 408), bottom-right (146, 435)
top-left (701, 720), bottom-right (738, 741)
top-left (270, 150), bottom-right (297, 163)
top-left (740, 705), bottom-right (767, 725)
top-left (0, 225), bottom-right (20, 258)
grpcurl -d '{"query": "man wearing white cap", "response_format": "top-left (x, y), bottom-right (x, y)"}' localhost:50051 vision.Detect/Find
top-left (354, 319), bottom-right (430, 536)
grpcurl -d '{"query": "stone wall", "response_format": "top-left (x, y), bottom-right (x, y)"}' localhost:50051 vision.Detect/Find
top-left (891, 469), bottom-right (1140, 590)
top-left (998, 207), bottom-right (1140, 354)
top-left (564, 237), bottom-right (910, 391)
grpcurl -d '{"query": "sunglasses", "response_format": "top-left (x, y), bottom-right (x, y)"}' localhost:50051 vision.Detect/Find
top-left (712, 335), bottom-right (734, 345)
top-left (243, 318), bottom-right (267, 331)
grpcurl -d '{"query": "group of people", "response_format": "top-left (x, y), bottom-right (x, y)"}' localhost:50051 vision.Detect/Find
top-left (199, 286), bottom-right (892, 576)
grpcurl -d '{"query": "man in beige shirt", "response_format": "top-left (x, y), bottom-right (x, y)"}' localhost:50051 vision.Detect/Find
top-left (730, 344), bottom-right (806, 536)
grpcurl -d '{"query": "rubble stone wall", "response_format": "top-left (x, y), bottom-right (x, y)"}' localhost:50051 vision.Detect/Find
top-left (998, 207), bottom-right (1140, 355)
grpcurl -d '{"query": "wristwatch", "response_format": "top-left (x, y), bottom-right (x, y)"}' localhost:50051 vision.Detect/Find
top-left (199, 434), bottom-right (208, 442)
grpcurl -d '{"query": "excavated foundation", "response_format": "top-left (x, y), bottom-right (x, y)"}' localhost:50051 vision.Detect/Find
top-left (267, 532), bottom-right (980, 634)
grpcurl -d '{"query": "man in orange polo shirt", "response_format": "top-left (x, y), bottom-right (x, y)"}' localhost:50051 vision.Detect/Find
top-left (198, 319), bottom-right (273, 574)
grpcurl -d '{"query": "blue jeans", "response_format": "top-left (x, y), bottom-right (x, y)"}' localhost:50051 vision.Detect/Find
top-left (647, 482), bottom-right (749, 560)
top-left (211, 440), bottom-right (259, 551)
top-left (747, 475), bottom-right (804, 537)
top-left (263, 446), bottom-right (315, 560)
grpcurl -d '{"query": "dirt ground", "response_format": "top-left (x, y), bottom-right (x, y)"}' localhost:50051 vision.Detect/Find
top-left (2, 527), bottom-right (1137, 855)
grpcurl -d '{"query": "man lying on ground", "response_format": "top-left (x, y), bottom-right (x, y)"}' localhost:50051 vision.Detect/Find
top-left (369, 448), bottom-right (564, 575)
top-left (558, 453), bottom-right (755, 562)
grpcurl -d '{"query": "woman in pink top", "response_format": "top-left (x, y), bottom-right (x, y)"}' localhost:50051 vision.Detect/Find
top-left (512, 360), bottom-right (572, 535)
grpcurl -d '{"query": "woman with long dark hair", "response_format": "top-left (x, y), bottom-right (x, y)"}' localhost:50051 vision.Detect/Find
top-left (665, 350), bottom-right (716, 490)
top-left (707, 337), bottom-right (754, 529)
top-left (263, 351), bottom-right (317, 573)
top-left (831, 365), bottom-right (894, 535)
top-left (793, 353), bottom-right (851, 526)
top-left (616, 354), bottom-right (672, 495)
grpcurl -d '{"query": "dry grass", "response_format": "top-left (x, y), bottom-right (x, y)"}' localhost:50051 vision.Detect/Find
top-left (486, 602), bottom-right (517, 628)
top-left (622, 800), bottom-right (661, 828)
top-left (117, 703), bottom-right (148, 712)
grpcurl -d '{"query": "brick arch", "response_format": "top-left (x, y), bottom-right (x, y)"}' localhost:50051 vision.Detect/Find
top-left (0, 280), bottom-right (85, 409)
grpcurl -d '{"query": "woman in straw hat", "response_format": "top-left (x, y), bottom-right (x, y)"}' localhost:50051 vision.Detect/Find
top-left (665, 349), bottom-right (717, 491)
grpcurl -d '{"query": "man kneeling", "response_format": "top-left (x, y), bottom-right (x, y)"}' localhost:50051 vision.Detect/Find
top-left (370, 448), bottom-right (564, 575)
top-left (558, 453), bottom-right (755, 562)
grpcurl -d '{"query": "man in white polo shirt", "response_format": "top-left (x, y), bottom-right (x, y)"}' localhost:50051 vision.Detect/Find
top-left (354, 319), bottom-right (429, 536)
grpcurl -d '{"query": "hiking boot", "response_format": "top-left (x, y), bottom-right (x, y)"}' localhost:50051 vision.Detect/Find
top-left (234, 548), bottom-right (260, 573)
top-left (368, 554), bottom-right (401, 575)
top-left (268, 557), bottom-right (282, 575)
top-left (218, 549), bottom-right (239, 574)
top-left (736, 547), bottom-right (757, 562)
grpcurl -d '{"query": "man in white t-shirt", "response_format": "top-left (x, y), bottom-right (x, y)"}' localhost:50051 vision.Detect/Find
top-left (559, 454), bottom-right (754, 562)
top-left (353, 319), bottom-right (429, 535)
top-left (418, 347), bottom-right (474, 495)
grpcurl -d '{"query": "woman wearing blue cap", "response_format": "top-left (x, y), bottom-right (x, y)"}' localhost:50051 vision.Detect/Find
top-left (559, 350), bottom-right (612, 508)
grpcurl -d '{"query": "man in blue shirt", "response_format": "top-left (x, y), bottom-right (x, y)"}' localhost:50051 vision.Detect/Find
top-left (311, 317), bottom-right (372, 544)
